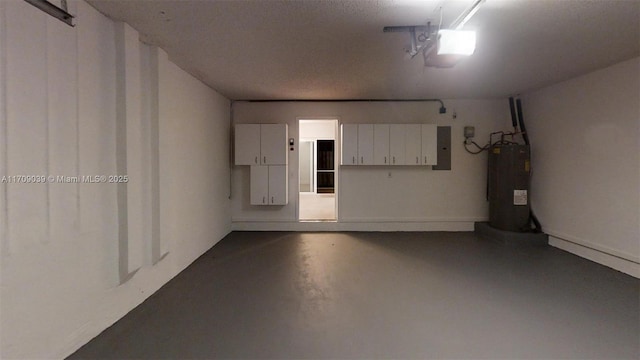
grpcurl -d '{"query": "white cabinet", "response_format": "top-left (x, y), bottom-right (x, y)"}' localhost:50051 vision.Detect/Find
top-left (341, 123), bottom-right (437, 166)
top-left (389, 124), bottom-right (406, 165)
top-left (235, 124), bottom-right (287, 165)
top-left (357, 124), bottom-right (374, 165)
top-left (235, 124), bottom-right (261, 165)
top-left (341, 124), bottom-right (358, 165)
top-left (236, 124), bottom-right (288, 206)
top-left (421, 124), bottom-right (438, 165)
top-left (250, 165), bottom-right (269, 205)
top-left (261, 124), bottom-right (287, 165)
top-left (405, 124), bottom-right (422, 166)
top-left (340, 124), bottom-right (374, 165)
top-left (374, 125), bottom-right (390, 165)
top-left (268, 165), bottom-right (288, 205)
top-left (250, 165), bottom-right (288, 205)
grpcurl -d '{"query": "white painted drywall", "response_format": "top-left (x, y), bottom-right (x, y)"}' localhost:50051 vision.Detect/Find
top-left (115, 21), bottom-right (145, 280)
top-left (0, 1), bottom-right (231, 358)
top-left (522, 57), bottom-right (640, 277)
top-left (232, 100), bottom-right (510, 230)
top-left (300, 120), bottom-right (336, 139)
top-left (158, 48), bottom-right (231, 266)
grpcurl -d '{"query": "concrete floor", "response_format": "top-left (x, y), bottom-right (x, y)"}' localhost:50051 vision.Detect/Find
top-left (69, 232), bottom-right (639, 359)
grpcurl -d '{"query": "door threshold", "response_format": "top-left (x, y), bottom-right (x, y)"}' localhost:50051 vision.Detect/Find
top-left (299, 219), bottom-right (337, 223)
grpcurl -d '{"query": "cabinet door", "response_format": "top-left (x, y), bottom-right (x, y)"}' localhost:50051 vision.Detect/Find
top-left (341, 124), bottom-right (358, 165)
top-left (405, 124), bottom-right (422, 166)
top-left (268, 165), bottom-right (288, 205)
top-left (421, 124), bottom-right (438, 165)
top-left (389, 124), bottom-right (406, 165)
top-left (235, 124), bottom-right (261, 165)
top-left (250, 166), bottom-right (269, 205)
top-left (357, 124), bottom-right (374, 165)
top-left (373, 124), bottom-right (390, 165)
top-left (260, 124), bottom-right (287, 165)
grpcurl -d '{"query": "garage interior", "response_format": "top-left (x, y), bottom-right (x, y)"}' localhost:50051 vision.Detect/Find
top-left (1, 0), bottom-right (638, 359)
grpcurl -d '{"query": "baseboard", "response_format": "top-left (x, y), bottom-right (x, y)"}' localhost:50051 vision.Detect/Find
top-left (549, 235), bottom-right (640, 278)
top-left (231, 220), bottom-right (477, 232)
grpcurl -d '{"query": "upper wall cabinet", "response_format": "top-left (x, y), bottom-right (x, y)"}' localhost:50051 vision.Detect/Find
top-left (374, 125), bottom-right (390, 165)
top-left (421, 124), bottom-right (438, 165)
top-left (341, 124), bottom-right (358, 165)
top-left (357, 124), bottom-right (374, 165)
top-left (341, 123), bottom-right (438, 167)
top-left (235, 124), bottom-right (288, 165)
top-left (405, 124), bottom-right (422, 166)
top-left (389, 124), bottom-right (406, 165)
top-left (341, 124), bottom-right (374, 165)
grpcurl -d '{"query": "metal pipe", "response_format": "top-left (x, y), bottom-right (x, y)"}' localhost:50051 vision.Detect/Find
top-left (239, 99), bottom-right (447, 114)
top-left (515, 98), bottom-right (530, 145)
top-left (450, 0), bottom-right (485, 30)
top-left (508, 97), bottom-right (518, 129)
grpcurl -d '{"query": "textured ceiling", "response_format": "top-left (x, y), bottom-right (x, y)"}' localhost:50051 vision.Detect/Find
top-left (87, 0), bottom-right (640, 100)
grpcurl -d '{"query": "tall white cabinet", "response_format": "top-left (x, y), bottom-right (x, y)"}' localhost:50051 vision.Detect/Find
top-left (235, 124), bottom-right (288, 205)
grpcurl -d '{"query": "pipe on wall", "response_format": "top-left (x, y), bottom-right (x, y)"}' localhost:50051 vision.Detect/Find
top-left (237, 99), bottom-right (448, 114)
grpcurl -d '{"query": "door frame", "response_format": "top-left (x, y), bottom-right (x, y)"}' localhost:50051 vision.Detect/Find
top-left (297, 118), bottom-right (339, 221)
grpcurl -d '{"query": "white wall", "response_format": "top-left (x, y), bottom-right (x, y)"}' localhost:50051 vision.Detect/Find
top-left (300, 120), bottom-right (336, 139)
top-left (232, 100), bottom-right (510, 231)
top-left (158, 49), bottom-right (232, 267)
top-left (522, 57), bottom-right (640, 277)
top-left (0, 1), bottom-right (231, 358)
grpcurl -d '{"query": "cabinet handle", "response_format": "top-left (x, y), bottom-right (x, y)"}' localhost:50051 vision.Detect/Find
top-left (424, 156), bottom-right (428, 164)
top-left (271, 196), bottom-right (274, 204)
top-left (416, 156), bottom-right (419, 164)
top-left (255, 156), bottom-right (258, 164)
top-left (263, 156), bottom-right (266, 164)
top-left (384, 156), bottom-right (387, 164)
top-left (262, 196), bottom-right (266, 204)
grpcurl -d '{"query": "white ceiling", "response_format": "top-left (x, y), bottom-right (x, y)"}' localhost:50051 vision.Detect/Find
top-left (87, 0), bottom-right (640, 100)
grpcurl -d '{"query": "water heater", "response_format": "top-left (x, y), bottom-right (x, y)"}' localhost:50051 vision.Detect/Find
top-left (487, 144), bottom-right (531, 232)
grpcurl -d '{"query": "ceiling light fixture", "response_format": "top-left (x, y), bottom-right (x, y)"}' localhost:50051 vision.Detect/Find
top-left (383, 0), bottom-right (484, 66)
top-left (437, 29), bottom-right (476, 56)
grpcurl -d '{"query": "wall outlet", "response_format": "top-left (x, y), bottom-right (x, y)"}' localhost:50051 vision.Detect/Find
top-left (464, 126), bottom-right (475, 139)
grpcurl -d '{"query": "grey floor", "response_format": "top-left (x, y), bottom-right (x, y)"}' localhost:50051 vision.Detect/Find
top-left (69, 232), bottom-right (640, 359)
